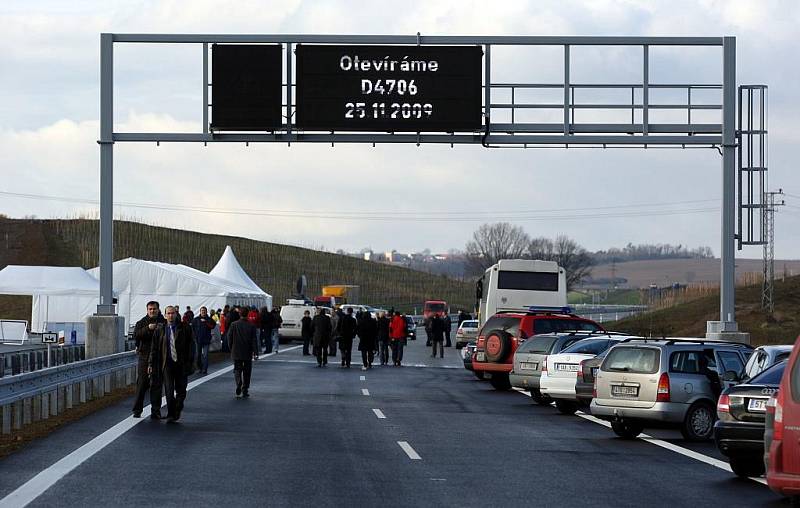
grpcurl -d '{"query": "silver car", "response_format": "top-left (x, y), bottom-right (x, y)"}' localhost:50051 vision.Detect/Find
top-left (510, 332), bottom-right (593, 405)
top-left (591, 339), bottom-right (754, 441)
top-left (742, 344), bottom-right (793, 381)
top-left (455, 320), bottom-right (479, 349)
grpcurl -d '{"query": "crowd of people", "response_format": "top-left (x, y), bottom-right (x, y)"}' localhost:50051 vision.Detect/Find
top-left (129, 300), bottom-right (436, 422)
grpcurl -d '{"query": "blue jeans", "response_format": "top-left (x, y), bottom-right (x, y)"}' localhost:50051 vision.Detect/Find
top-left (197, 343), bottom-right (209, 373)
top-left (271, 330), bottom-right (279, 353)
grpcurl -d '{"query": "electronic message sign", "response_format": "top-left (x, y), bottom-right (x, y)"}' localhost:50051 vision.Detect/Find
top-left (296, 45), bottom-right (482, 132)
top-left (211, 44), bottom-right (283, 131)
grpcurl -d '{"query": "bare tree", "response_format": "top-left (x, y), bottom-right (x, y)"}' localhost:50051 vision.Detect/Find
top-left (465, 222), bottom-right (530, 274)
top-left (528, 235), bottom-right (593, 290)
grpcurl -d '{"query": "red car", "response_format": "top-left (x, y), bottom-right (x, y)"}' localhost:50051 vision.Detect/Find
top-left (766, 335), bottom-right (800, 503)
top-left (472, 307), bottom-right (603, 391)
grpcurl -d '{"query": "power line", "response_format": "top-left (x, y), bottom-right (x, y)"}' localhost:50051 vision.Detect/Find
top-left (0, 189), bottom-right (719, 222)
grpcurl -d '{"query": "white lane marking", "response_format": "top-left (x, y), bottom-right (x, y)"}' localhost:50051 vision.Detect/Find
top-left (398, 441), bottom-right (422, 460)
top-left (0, 345), bottom-right (302, 508)
top-left (513, 388), bottom-right (768, 486)
top-left (372, 408), bottom-right (386, 419)
top-left (362, 389), bottom-right (370, 396)
top-left (360, 375), bottom-right (366, 381)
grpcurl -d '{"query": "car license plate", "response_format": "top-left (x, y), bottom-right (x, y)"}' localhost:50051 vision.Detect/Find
top-left (555, 363), bottom-right (579, 372)
top-left (611, 385), bottom-right (639, 397)
top-left (747, 398), bottom-right (766, 412)
top-left (520, 362), bottom-right (538, 370)
top-left (476, 352), bottom-right (486, 362)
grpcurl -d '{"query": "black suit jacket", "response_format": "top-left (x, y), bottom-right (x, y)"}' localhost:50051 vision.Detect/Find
top-left (148, 321), bottom-right (195, 377)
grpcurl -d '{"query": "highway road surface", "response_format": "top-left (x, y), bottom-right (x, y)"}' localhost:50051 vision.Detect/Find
top-left (0, 328), bottom-right (782, 507)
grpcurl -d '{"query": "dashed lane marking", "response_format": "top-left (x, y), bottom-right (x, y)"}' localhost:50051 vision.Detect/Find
top-left (512, 388), bottom-right (768, 486)
top-left (362, 388), bottom-right (370, 396)
top-left (398, 441), bottom-right (422, 460)
top-left (360, 375), bottom-right (366, 381)
top-left (372, 409), bottom-right (386, 419)
top-left (0, 346), bottom-right (302, 508)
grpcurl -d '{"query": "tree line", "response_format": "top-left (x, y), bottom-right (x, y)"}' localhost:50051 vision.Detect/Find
top-left (464, 222), bottom-right (714, 290)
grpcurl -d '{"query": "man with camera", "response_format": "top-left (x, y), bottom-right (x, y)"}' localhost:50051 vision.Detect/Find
top-left (131, 301), bottom-right (166, 419)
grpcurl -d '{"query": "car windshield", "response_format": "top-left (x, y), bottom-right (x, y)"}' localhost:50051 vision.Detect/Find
top-left (749, 360), bottom-right (787, 385)
top-left (461, 321), bottom-right (478, 329)
top-left (603, 347), bottom-right (660, 374)
top-left (562, 338), bottom-right (611, 355)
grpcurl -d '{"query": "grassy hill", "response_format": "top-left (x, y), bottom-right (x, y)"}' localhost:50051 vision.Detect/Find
top-left (604, 274), bottom-right (800, 346)
top-left (0, 218), bottom-right (474, 318)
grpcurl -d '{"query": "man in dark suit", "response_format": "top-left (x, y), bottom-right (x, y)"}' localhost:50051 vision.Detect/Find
top-left (227, 310), bottom-right (259, 398)
top-left (148, 305), bottom-right (195, 422)
top-left (338, 307), bottom-right (358, 368)
top-left (131, 301), bottom-right (166, 419)
top-left (311, 308), bottom-right (332, 367)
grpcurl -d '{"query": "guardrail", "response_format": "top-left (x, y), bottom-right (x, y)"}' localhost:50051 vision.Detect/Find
top-left (0, 351), bottom-right (137, 435)
top-left (0, 345), bottom-right (86, 378)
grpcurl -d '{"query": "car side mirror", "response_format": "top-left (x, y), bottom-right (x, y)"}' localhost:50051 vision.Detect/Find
top-left (722, 370), bottom-right (740, 382)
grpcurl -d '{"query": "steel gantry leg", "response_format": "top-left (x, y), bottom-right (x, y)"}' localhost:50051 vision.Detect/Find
top-left (97, 33), bottom-right (115, 315)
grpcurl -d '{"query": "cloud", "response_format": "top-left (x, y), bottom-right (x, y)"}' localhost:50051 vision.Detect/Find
top-left (1, 0), bottom-right (800, 259)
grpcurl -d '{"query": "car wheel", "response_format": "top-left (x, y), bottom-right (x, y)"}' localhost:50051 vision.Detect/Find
top-left (555, 400), bottom-right (578, 415)
top-left (529, 389), bottom-right (552, 406)
top-left (680, 402), bottom-right (716, 441)
top-left (489, 372), bottom-right (511, 391)
top-left (473, 370), bottom-right (485, 380)
top-left (728, 455), bottom-right (765, 478)
top-left (611, 419), bottom-right (643, 439)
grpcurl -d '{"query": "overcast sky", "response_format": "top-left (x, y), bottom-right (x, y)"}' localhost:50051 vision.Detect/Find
top-left (2, 0), bottom-right (799, 259)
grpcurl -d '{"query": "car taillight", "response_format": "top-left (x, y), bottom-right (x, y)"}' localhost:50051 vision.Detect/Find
top-left (541, 356), bottom-right (548, 373)
top-left (656, 372), bottom-right (670, 402)
top-left (578, 360), bottom-right (586, 380)
top-left (592, 375), bottom-right (597, 398)
top-left (773, 390), bottom-right (785, 441)
top-left (717, 393), bottom-right (730, 413)
top-left (477, 337), bottom-right (485, 348)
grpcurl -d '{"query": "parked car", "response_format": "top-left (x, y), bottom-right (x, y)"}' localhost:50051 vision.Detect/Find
top-left (742, 345), bottom-right (793, 381)
top-left (462, 342), bottom-right (482, 379)
top-left (540, 335), bottom-right (639, 415)
top-left (510, 331), bottom-right (593, 404)
top-left (766, 338), bottom-right (800, 503)
top-left (405, 316), bottom-right (417, 340)
top-left (455, 320), bottom-right (479, 349)
top-left (576, 349), bottom-right (610, 408)
top-left (715, 360), bottom-right (786, 477)
top-left (591, 339), bottom-right (753, 441)
top-left (473, 309), bottom-right (603, 391)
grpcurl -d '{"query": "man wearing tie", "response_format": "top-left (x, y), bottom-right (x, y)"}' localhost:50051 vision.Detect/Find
top-left (149, 305), bottom-right (195, 422)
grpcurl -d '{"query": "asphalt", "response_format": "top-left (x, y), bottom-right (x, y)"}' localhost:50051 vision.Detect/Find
top-left (0, 330), bottom-right (785, 507)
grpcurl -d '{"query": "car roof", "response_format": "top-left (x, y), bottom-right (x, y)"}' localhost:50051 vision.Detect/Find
top-left (614, 338), bottom-right (754, 349)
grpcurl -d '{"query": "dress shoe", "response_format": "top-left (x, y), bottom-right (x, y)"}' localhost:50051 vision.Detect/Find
top-left (132, 412), bottom-right (142, 418)
top-left (150, 412), bottom-right (162, 420)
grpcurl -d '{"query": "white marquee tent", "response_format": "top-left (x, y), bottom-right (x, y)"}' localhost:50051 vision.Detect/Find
top-left (0, 265), bottom-right (107, 340)
top-left (87, 255), bottom-right (272, 329)
top-left (0, 247), bottom-right (271, 342)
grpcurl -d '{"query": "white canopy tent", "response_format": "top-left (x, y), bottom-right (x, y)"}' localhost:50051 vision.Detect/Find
top-left (210, 246), bottom-right (266, 294)
top-left (0, 265), bottom-right (107, 341)
top-left (87, 256), bottom-right (272, 329)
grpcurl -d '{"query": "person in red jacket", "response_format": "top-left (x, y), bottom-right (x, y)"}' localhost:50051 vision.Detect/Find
top-left (389, 311), bottom-right (407, 366)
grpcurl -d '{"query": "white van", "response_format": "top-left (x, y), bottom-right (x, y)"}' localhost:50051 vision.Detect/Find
top-left (279, 300), bottom-right (316, 341)
top-left (476, 259), bottom-right (567, 327)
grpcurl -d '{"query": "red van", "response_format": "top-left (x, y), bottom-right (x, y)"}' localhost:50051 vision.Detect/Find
top-left (423, 300), bottom-right (447, 319)
top-left (766, 335), bottom-right (800, 502)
